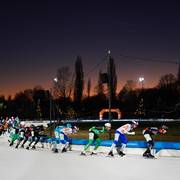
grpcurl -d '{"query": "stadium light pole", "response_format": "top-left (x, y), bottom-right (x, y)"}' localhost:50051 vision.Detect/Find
top-left (139, 77), bottom-right (144, 89)
top-left (108, 50), bottom-right (112, 139)
top-left (50, 77), bottom-right (58, 123)
top-left (138, 76), bottom-right (145, 118)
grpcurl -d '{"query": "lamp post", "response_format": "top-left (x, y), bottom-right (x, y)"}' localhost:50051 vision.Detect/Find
top-left (49, 88), bottom-right (52, 123)
top-left (139, 77), bottom-right (144, 89)
top-left (49, 78), bottom-right (58, 123)
top-left (107, 50), bottom-right (112, 139)
top-left (135, 76), bottom-right (145, 117)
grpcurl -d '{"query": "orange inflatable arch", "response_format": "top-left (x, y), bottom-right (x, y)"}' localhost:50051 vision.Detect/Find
top-left (99, 108), bottom-right (121, 120)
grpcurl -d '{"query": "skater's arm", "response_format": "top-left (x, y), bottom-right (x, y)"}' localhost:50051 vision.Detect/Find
top-left (89, 126), bottom-right (105, 134)
top-left (126, 131), bottom-right (135, 135)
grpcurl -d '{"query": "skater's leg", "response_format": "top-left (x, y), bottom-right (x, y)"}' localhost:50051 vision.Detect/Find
top-left (108, 131), bottom-right (120, 156)
top-left (81, 133), bottom-right (95, 155)
top-left (32, 136), bottom-right (40, 149)
top-left (82, 132), bottom-right (94, 154)
top-left (26, 137), bottom-right (35, 149)
top-left (118, 134), bottom-right (128, 156)
top-left (143, 134), bottom-right (154, 157)
top-left (90, 138), bottom-right (101, 154)
top-left (15, 137), bottom-right (23, 148)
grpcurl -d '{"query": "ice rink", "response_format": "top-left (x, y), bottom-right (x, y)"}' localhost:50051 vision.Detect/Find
top-left (0, 137), bottom-right (180, 180)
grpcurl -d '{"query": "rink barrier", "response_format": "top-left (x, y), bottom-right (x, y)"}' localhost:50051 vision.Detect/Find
top-left (22, 119), bottom-right (180, 123)
top-left (44, 138), bottom-right (180, 150)
top-left (71, 139), bottom-right (180, 151)
top-left (41, 138), bottom-right (180, 157)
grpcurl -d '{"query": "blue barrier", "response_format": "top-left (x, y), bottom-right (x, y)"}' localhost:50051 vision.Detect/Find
top-left (41, 137), bottom-right (180, 150)
top-left (71, 139), bottom-right (180, 150)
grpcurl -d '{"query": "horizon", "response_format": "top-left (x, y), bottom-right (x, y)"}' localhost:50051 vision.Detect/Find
top-left (1, 54), bottom-right (179, 99)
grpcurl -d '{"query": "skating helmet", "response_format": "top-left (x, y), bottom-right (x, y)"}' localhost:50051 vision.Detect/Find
top-left (160, 125), bottom-right (168, 134)
top-left (132, 120), bottom-right (139, 125)
top-left (20, 121), bottom-right (25, 127)
top-left (30, 124), bottom-right (35, 130)
top-left (43, 124), bottom-right (48, 128)
top-left (131, 120), bottom-right (138, 128)
top-left (161, 125), bottom-right (168, 130)
top-left (66, 123), bottom-right (72, 128)
top-left (105, 123), bottom-right (111, 128)
top-left (72, 125), bottom-right (79, 131)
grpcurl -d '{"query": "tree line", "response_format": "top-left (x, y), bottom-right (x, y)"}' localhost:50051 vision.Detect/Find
top-left (1, 56), bottom-right (180, 119)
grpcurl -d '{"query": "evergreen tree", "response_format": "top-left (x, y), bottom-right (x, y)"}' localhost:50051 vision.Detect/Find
top-left (97, 71), bottom-right (105, 96)
top-left (74, 56), bottom-right (84, 102)
top-left (107, 56), bottom-right (117, 101)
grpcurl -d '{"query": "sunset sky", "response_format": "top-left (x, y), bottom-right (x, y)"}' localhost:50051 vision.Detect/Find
top-left (0, 1), bottom-right (179, 98)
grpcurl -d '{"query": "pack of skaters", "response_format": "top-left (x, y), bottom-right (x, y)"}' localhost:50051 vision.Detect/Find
top-left (52, 123), bottom-right (79, 153)
top-left (81, 123), bottom-right (111, 156)
top-left (108, 120), bottom-right (138, 157)
top-left (142, 125), bottom-right (168, 158)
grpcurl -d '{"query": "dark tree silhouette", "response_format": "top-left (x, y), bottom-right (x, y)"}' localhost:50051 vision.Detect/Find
top-left (87, 78), bottom-right (91, 98)
top-left (107, 57), bottom-right (117, 101)
top-left (158, 73), bottom-right (176, 88)
top-left (96, 70), bottom-right (105, 96)
top-left (54, 66), bottom-right (72, 99)
top-left (13, 91), bottom-right (35, 119)
top-left (74, 56), bottom-right (84, 103)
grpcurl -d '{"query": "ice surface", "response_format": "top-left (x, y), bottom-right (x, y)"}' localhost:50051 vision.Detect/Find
top-left (0, 136), bottom-right (180, 180)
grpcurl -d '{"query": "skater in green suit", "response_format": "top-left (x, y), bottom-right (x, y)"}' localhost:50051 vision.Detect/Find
top-left (9, 127), bottom-right (19, 146)
top-left (81, 123), bottom-right (111, 155)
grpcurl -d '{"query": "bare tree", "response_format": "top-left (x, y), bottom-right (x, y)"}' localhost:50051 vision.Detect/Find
top-left (158, 73), bottom-right (177, 88)
top-left (54, 66), bottom-right (72, 98)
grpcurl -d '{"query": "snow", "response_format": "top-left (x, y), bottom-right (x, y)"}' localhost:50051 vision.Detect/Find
top-left (0, 136), bottom-right (180, 180)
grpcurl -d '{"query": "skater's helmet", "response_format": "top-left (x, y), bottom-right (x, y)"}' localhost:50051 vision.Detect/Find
top-left (66, 123), bottom-right (72, 128)
top-left (160, 125), bottom-right (168, 134)
top-left (105, 123), bottom-right (111, 130)
top-left (20, 121), bottom-right (25, 127)
top-left (72, 125), bottom-right (79, 131)
top-left (30, 124), bottom-right (35, 130)
top-left (131, 120), bottom-right (138, 128)
top-left (161, 125), bottom-right (168, 130)
top-left (43, 124), bottom-right (48, 128)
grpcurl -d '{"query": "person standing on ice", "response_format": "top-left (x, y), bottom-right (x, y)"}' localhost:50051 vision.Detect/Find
top-left (108, 120), bottom-right (138, 157)
top-left (52, 123), bottom-right (79, 153)
top-left (81, 123), bottom-right (111, 155)
top-left (142, 125), bottom-right (168, 158)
